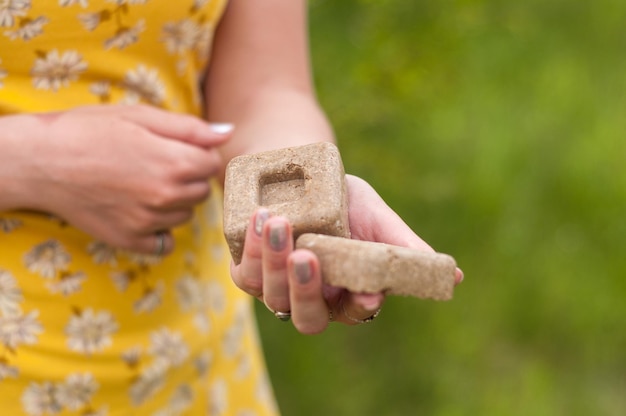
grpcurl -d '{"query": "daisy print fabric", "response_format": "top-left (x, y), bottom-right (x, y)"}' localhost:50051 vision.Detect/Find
top-left (0, 2), bottom-right (279, 415)
top-left (0, 0), bottom-right (221, 114)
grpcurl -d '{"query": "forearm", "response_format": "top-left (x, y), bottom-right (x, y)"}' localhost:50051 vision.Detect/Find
top-left (203, 0), bottom-right (333, 168)
top-left (208, 85), bottom-right (335, 165)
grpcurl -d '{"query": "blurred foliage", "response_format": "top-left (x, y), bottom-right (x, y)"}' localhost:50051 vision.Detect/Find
top-left (255, 0), bottom-right (626, 415)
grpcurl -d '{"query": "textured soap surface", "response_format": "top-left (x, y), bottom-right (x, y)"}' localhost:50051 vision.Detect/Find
top-left (296, 233), bottom-right (456, 300)
top-left (223, 142), bottom-right (350, 264)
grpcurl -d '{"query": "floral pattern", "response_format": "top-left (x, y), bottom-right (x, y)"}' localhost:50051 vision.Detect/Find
top-left (4, 15), bottom-right (48, 40)
top-left (30, 49), bottom-right (88, 91)
top-left (21, 373), bottom-right (101, 415)
top-left (65, 308), bottom-right (119, 354)
top-left (0, 0), bottom-right (30, 28)
top-left (0, 2), bottom-right (278, 414)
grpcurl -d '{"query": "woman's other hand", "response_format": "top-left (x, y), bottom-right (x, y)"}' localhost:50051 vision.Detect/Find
top-left (0, 104), bottom-right (232, 254)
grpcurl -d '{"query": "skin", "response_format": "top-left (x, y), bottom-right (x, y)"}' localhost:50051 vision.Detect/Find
top-left (207, 0), bottom-right (462, 333)
top-left (0, 0), bottom-right (462, 335)
top-left (0, 105), bottom-right (229, 254)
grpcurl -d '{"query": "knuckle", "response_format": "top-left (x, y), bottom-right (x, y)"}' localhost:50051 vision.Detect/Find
top-left (170, 210), bottom-right (194, 227)
top-left (147, 185), bottom-right (181, 208)
top-left (130, 210), bottom-right (159, 232)
top-left (196, 183), bottom-right (212, 202)
top-left (233, 275), bottom-right (263, 298)
top-left (185, 182), bottom-right (211, 206)
top-left (178, 209), bottom-right (194, 223)
top-left (170, 155), bottom-right (206, 181)
top-left (204, 151), bottom-right (223, 174)
top-left (160, 156), bottom-right (186, 178)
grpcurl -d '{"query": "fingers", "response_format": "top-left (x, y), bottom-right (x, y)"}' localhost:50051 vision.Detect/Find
top-left (231, 208), bottom-right (389, 334)
top-left (288, 250), bottom-right (329, 334)
top-left (232, 208), bottom-right (270, 298)
top-left (232, 209), bottom-right (296, 315)
top-left (334, 292), bottom-right (384, 326)
top-left (109, 229), bottom-right (175, 257)
top-left (261, 217), bottom-right (293, 313)
top-left (455, 268), bottom-right (464, 285)
top-left (145, 180), bottom-right (212, 212)
top-left (118, 105), bottom-right (234, 148)
top-left (74, 104), bottom-right (233, 148)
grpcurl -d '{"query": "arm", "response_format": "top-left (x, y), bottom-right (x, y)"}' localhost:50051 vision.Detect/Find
top-left (205, 0), bottom-right (464, 334)
top-left (0, 105), bottom-right (230, 254)
top-left (205, 0), bottom-right (334, 162)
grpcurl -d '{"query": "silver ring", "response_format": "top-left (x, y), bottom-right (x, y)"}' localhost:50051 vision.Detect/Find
top-left (274, 311), bottom-right (291, 322)
top-left (154, 231), bottom-right (167, 257)
top-left (341, 303), bottom-right (381, 324)
top-left (329, 309), bottom-right (334, 322)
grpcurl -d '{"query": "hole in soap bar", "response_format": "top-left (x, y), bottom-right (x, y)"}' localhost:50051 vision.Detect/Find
top-left (259, 164), bottom-right (306, 205)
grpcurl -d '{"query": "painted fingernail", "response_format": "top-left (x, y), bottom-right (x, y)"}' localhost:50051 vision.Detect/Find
top-left (294, 260), bottom-right (311, 284)
top-left (254, 208), bottom-right (270, 237)
top-left (269, 223), bottom-right (287, 251)
top-left (210, 123), bottom-right (234, 134)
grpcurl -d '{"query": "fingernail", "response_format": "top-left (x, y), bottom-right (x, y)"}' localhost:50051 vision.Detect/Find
top-left (254, 208), bottom-right (270, 237)
top-left (294, 259), bottom-right (311, 284)
top-left (455, 267), bottom-right (464, 285)
top-left (362, 298), bottom-right (381, 312)
top-left (269, 223), bottom-right (287, 251)
top-left (210, 123), bottom-right (234, 134)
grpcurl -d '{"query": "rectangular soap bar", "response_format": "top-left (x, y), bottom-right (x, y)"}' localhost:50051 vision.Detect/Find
top-left (296, 233), bottom-right (456, 300)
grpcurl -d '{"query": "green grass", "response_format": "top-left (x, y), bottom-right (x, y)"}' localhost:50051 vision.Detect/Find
top-left (255, 1), bottom-right (626, 414)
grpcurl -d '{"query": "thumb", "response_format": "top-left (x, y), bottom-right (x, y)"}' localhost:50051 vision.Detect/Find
top-left (346, 174), bottom-right (434, 252)
top-left (195, 122), bottom-right (234, 149)
top-left (174, 122), bottom-right (234, 149)
top-left (120, 105), bottom-right (234, 148)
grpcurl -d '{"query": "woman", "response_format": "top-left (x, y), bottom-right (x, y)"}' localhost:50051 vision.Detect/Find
top-left (0, 1), bottom-right (462, 414)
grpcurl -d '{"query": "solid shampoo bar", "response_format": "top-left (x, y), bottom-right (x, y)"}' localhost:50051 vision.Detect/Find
top-left (296, 233), bottom-right (457, 300)
top-left (223, 142), bottom-right (350, 264)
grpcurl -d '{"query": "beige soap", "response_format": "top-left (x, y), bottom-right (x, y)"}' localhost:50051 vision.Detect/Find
top-left (223, 142), bottom-right (350, 264)
top-left (296, 233), bottom-right (456, 301)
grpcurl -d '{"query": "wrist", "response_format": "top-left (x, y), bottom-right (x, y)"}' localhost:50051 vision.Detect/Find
top-left (0, 113), bottom-right (51, 211)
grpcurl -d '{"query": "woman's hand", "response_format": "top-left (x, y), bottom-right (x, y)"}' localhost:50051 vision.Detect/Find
top-left (230, 174), bottom-right (464, 335)
top-left (1, 104), bottom-right (232, 254)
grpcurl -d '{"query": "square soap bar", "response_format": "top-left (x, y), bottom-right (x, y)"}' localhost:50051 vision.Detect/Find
top-left (296, 233), bottom-right (456, 300)
top-left (223, 142), bottom-right (350, 264)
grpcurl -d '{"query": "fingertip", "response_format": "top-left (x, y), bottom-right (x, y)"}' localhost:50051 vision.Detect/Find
top-left (209, 122), bottom-right (234, 135)
top-left (288, 249), bottom-right (318, 285)
top-left (353, 292), bottom-right (384, 312)
top-left (189, 122), bottom-right (233, 148)
top-left (295, 320), bottom-right (329, 336)
top-left (263, 216), bottom-right (292, 253)
top-left (252, 207), bottom-right (271, 237)
top-left (455, 267), bottom-right (464, 285)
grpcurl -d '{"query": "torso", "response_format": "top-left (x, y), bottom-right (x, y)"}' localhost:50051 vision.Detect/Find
top-left (0, 2), bottom-right (277, 414)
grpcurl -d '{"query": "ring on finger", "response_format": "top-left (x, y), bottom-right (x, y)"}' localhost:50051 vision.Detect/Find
top-left (273, 310), bottom-right (291, 322)
top-left (154, 231), bottom-right (168, 257)
top-left (341, 302), bottom-right (381, 324)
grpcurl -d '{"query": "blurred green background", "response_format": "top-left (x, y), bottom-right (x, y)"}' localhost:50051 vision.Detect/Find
top-left (255, 0), bottom-right (626, 415)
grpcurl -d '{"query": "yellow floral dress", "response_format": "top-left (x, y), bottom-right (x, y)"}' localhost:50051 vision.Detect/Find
top-left (0, 1), bottom-right (278, 415)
